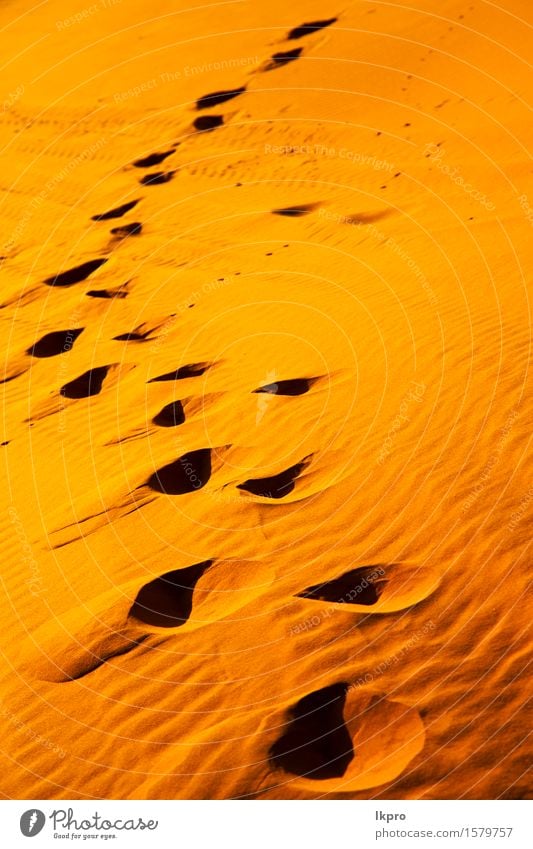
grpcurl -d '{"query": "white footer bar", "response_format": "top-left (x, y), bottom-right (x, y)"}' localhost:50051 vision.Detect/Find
top-left (3, 800), bottom-right (529, 848)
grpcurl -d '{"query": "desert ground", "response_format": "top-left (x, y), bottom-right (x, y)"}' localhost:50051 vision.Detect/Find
top-left (0, 0), bottom-right (531, 799)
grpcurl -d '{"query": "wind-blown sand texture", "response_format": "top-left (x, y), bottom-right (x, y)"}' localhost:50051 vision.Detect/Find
top-left (0, 0), bottom-right (531, 800)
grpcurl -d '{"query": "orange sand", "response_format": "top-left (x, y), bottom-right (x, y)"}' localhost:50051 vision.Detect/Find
top-left (0, 0), bottom-right (531, 800)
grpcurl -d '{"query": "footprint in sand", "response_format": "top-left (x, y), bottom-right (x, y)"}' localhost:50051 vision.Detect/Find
top-left (107, 393), bottom-right (220, 443)
top-left (270, 683), bottom-right (354, 779)
top-left (129, 561), bottom-right (213, 627)
top-left (113, 330), bottom-right (150, 342)
top-left (237, 456), bottom-right (311, 499)
top-left (18, 560), bottom-right (273, 682)
top-left (26, 364), bottom-right (134, 425)
top-left (113, 321), bottom-right (160, 342)
top-left (92, 199), bottom-right (140, 221)
top-left (86, 284), bottom-right (129, 299)
top-left (267, 683), bottom-right (425, 790)
top-left (193, 115), bottom-right (224, 132)
top-left (139, 171), bottom-right (175, 186)
top-left (132, 149), bottom-right (175, 168)
top-left (44, 258), bottom-right (107, 287)
top-left (341, 210), bottom-right (391, 225)
top-left (110, 222), bottom-right (142, 238)
top-left (286, 18), bottom-right (337, 40)
top-left (252, 377), bottom-right (318, 395)
top-left (296, 562), bottom-right (441, 613)
top-left (130, 559), bottom-right (274, 632)
top-left (271, 203), bottom-right (319, 217)
top-left (147, 362), bottom-right (211, 382)
top-left (27, 327), bottom-right (84, 358)
top-left (152, 400), bottom-right (186, 427)
top-left (196, 87), bottom-right (246, 109)
top-left (60, 365), bottom-right (112, 399)
top-left (298, 565), bottom-right (388, 607)
top-left (263, 48), bottom-right (302, 71)
top-left (145, 448), bottom-right (212, 494)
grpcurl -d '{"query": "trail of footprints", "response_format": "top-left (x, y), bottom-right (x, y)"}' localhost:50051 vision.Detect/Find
top-left (15, 13), bottom-right (436, 790)
top-left (140, 366), bottom-right (319, 498)
top-left (27, 560), bottom-right (437, 684)
top-left (33, 14), bottom-right (337, 301)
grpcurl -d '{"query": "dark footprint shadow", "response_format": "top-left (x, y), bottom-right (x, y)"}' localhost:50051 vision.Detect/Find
top-left (253, 377), bottom-right (316, 396)
top-left (298, 562), bottom-right (441, 613)
top-left (343, 210), bottom-right (391, 225)
top-left (237, 457), bottom-right (310, 499)
top-left (148, 362), bottom-right (210, 382)
top-left (92, 200), bottom-right (139, 221)
top-left (86, 283), bottom-right (129, 299)
top-left (27, 328), bottom-right (84, 358)
top-left (19, 557), bottom-right (272, 682)
top-left (146, 448), bottom-right (211, 494)
top-left (287, 18), bottom-right (337, 40)
top-left (270, 683), bottom-right (354, 779)
top-left (297, 565), bottom-right (388, 607)
top-left (152, 400), bottom-right (185, 427)
top-left (128, 561), bottom-right (213, 627)
top-left (113, 333), bottom-right (145, 341)
top-left (196, 86), bottom-right (246, 109)
top-left (193, 115), bottom-right (224, 132)
top-left (133, 149), bottom-right (175, 168)
top-left (272, 203), bottom-right (318, 217)
top-left (60, 365), bottom-right (111, 399)
top-left (44, 259), bottom-right (107, 287)
top-left (110, 222), bottom-right (142, 238)
top-left (113, 327), bottom-right (152, 342)
top-left (264, 48), bottom-right (302, 71)
top-left (113, 318), bottom-right (168, 343)
top-left (139, 171), bottom-right (175, 186)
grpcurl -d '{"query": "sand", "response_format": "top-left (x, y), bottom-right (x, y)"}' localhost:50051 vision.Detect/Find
top-left (0, 0), bottom-right (531, 800)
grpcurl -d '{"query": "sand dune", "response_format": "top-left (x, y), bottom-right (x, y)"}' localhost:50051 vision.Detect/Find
top-left (0, 0), bottom-right (531, 800)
